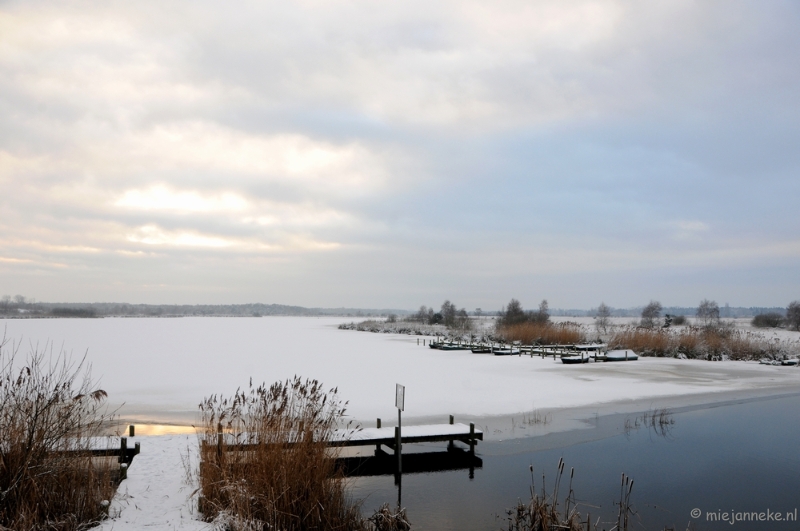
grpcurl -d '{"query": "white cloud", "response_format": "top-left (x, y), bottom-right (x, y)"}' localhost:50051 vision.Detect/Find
top-left (115, 185), bottom-right (248, 214)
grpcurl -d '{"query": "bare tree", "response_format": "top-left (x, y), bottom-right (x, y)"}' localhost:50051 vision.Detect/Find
top-left (499, 298), bottom-right (527, 327)
top-left (441, 300), bottom-right (457, 327)
top-left (595, 302), bottom-right (612, 333)
top-left (696, 299), bottom-right (721, 327)
top-left (787, 301), bottom-right (800, 331)
top-left (531, 299), bottom-right (550, 324)
top-left (640, 301), bottom-right (662, 328)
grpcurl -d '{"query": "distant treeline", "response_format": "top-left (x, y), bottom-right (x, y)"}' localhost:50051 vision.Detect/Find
top-left (0, 296), bottom-right (411, 318)
top-left (0, 293), bottom-right (789, 319)
top-left (562, 306), bottom-right (788, 318)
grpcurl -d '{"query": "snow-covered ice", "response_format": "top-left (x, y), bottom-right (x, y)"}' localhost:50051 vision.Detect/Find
top-left (4, 317), bottom-right (799, 424)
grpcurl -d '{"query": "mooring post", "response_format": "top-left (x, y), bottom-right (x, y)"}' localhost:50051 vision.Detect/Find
top-left (119, 437), bottom-right (127, 463)
top-left (376, 418), bottom-right (382, 452)
top-left (469, 423), bottom-right (475, 455)
top-left (394, 425), bottom-right (402, 475)
top-left (469, 423), bottom-right (476, 479)
top-left (129, 424), bottom-right (135, 437)
top-left (448, 414), bottom-right (455, 450)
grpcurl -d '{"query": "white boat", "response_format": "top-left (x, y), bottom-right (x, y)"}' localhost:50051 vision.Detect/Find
top-left (781, 358), bottom-right (799, 366)
top-left (604, 349), bottom-right (638, 362)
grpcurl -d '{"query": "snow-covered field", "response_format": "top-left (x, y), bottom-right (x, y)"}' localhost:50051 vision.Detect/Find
top-left (6, 316), bottom-right (797, 530)
top-left (3, 316), bottom-right (799, 426)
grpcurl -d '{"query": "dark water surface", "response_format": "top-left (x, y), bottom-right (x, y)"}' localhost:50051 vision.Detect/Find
top-left (351, 394), bottom-right (800, 530)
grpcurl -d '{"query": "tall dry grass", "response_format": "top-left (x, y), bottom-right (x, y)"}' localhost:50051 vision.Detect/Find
top-left (0, 337), bottom-right (117, 531)
top-left (505, 459), bottom-right (584, 531)
top-left (609, 325), bottom-right (799, 360)
top-left (197, 377), bottom-right (366, 531)
top-left (499, 322), bottom-right (585, 346)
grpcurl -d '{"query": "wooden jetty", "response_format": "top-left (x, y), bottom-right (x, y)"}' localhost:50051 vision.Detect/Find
top-left (210, 417), bottom-right (482, 477)
top-left (338, 420), bottom-right (482, 452)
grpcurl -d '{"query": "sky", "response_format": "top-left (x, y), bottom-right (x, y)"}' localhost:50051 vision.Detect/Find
top-left (1, 0), bottom-right (798, 311)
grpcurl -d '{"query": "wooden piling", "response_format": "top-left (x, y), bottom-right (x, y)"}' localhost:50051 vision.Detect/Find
top-left (394, 426), bottom-right (402, 474)
top-left (129, 424), bottom-right (135, 437)
top-left (119, 437), bottom-right (127, 463)
top-left (469, 423), bottom-right (475, 455)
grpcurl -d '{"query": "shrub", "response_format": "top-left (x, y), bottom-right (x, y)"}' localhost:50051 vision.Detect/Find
top-left (0, 338), bottom-right (116, 531)
top-left (671, 315), bottom-right (687, 325)
top-left (752, 313), bottom-right (784, 328)
top-left (197, 377), bottom-right (364, 530)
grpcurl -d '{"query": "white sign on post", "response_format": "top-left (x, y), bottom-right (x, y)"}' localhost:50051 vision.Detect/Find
top-left (395, 383), bottom-right (405, 412)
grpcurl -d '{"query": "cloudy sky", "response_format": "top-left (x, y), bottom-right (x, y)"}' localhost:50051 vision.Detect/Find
top-left (1, 1), bottom-right (798, 310)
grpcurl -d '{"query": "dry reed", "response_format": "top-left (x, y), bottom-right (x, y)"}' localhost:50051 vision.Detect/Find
top-left (0, 336), bottom-right (117, 531)
top-left (624, 408), bottom-right (675, 438)
top-left (505, 459), bottom-right (584, 531)
top-left (197, 377), bottom-right (369, 531)
top-left (499, 322), bottom-right (584, 346)
top-left (609, 325), bottom-right (799, 360)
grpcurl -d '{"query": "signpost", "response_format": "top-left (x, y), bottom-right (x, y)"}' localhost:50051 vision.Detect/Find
top-left (395, 384), bottom-right (404, 475)
top-left (395, 383), bottom-right (405, 502)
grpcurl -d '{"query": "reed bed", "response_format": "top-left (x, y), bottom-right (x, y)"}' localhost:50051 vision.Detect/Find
top-left (609, 325), bottom-right (800, 360)
top-left (499, 322), bottom-right (585, 346)
top-left (0, 338), bottom-right (117, 531)
top-left (505, 459), bottom-right (584, 531)
top-left (505, 460), bottom-right (641, 531)
top-left (198, 377), bottom-right (407, 531)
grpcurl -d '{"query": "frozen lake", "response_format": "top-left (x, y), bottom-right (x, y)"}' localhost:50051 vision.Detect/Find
top-left (3, 316), bottom-right (800, 428)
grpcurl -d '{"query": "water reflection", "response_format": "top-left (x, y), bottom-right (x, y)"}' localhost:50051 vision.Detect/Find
top-left (123, 424), bottom-right (197, 436)
top-left (351, 394), bottom-right (800, 531)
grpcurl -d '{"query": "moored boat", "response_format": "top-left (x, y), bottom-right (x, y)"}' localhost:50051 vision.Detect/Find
top-left (493, 347), bottom-right (521, 356)
top-left (604, 349), bottom-right (638, 362)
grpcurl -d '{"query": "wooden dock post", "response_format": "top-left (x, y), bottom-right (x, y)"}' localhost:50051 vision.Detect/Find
top-left (119, 437), bottom-right (127, 463)
top-left (469, 423), bottom-right (475, 455)
top-left (469, 423), bottom-right (476, 480)
top-left (448, 415), bottom-right (455, 450)
top-left (376, 418), bottom-right (382, 452)
top-left (394, 426), bottom-right (402, 475)
top-left (129, 424), bottom-right (135, 437)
